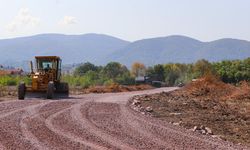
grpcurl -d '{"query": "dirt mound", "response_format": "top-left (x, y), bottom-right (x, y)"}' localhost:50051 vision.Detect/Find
top-left (86, 84), bottom-right (153, 93)
top-left (185, 75), bottom-right (235, 99)
top-left (185, 75), bottom-right (250, 102)
top-left (230, 81), bottom-right (250, 100)
top-left (71, 84), bottom-right (154, 94)
top-left (132, 76), bottom-right (250, 147)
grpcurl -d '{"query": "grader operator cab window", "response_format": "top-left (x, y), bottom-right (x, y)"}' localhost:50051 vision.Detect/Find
top-left (35, 57), bottom-right (62, 81)
top-left (37, 59), bottom-right (57, 72)
top-left (42, 62), bottom-right (52, 69)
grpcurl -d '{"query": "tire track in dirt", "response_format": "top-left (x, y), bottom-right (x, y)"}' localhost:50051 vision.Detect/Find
top-left (85, 102), bottom-right (171, 150)
top-left (0, 101), bottom-right (43, 119)
top-left (51, 102), bottom-right (115, 149)
top-left (119, 104), bottom-right (173, 149)
top-left (45, 101), bottom-right (109, 150)
top-left (71, 102), bottom-right (135, 150)
top-left (0, 101), bottom-right (54, 149)
top-left (20, 101), bottom-right (52, 150)
top-left (122, 104), bottom-right (220, 150)
top-left (0, 101), bottom-right (44, 149)
top-left (0, 110), bottom-right (34, 149)
top-left (24, 101), bottom-right (91, 150)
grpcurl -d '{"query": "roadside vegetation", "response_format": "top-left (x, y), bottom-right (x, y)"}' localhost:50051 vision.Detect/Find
top-left (0, 76), bottom-right (30, 97)
top-left (0, 75), bottom-right (31, 86)
top-left (0, 57), bottom-right (249, 88)
top-left (62, 62), bottom-right (134, 88)
top-left (63, 58), bottom-right (250, 88)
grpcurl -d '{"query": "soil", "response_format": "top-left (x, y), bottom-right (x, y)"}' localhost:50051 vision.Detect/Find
top-left (0, 87), bottom-right (248, 149)
top-left (71, 84), bottom-right (154, 94)
top-left (131, 76), bottom-right (250, 147)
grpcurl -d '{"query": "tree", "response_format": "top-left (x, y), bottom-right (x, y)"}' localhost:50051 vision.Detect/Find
top-left (145, 66), bottom-right (155, 77)
top-left (193, 59), bottom-right (213, 77)
top-left (74, 62), bottom-right (98, 76)
top-left (153, 64), bottom-right (165, 81)
top-left (131, 62), bottom-right (146, 77)
top-left (103, 62), bottom-right (129, 79)
top-left (164, 64), bottom-right (182, 86)
top-left (213, 58), bottom-right (250, 83)
top-left (116, 72), bottom-right (135, 85)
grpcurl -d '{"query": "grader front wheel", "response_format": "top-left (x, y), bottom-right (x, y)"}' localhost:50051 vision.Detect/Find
top-left (47, 82), bottom-right (54, 99)
top-left (18, 82), bottom-right (26, 100)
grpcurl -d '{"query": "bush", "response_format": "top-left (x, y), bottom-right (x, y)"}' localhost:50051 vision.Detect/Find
top-left (103, 79), bottom-right (115, 86)
top-left (0, 76), bottom-right (17, 86)
top-left (74, 62), bottom-right (99, 76)
top-left (116, 73), bottom-right (135, 85)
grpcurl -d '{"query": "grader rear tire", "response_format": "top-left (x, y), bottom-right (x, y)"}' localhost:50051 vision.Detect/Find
top-left (18, 82), bottom-right (26, 100)
top-left (64, 83), bottom-right (69, 97)
top-left (63, 83), bottom-right (69, 97)
top-left (47, 82), bottom-right (54, 99)
top-left (56, 82), bottom-right (69, 98)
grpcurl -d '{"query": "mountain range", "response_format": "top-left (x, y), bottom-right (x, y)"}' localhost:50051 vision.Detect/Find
top-left (0, 33), bottom-right (250, 69)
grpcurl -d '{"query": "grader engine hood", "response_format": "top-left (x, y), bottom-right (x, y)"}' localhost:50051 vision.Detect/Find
top-left (31, 72), bottom-right (49, 91)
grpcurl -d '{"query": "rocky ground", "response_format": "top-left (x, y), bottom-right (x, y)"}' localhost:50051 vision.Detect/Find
top-left (130, 76), bottom-right (250, 148)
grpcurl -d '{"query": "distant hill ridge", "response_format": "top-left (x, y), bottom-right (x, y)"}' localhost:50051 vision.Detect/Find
top-left (105, 35), bottom-right (250, 66)
top-left (0, 34), bottom-right (249, 68)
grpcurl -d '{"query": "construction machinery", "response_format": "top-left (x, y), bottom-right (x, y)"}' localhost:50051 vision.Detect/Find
top-left (18, 56), bottom-right (69, 99)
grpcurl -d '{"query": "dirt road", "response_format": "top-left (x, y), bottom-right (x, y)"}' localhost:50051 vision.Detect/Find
top-left (0, 87), bottom-right (248, 150)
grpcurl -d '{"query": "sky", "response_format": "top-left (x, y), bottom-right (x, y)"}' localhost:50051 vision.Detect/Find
top-left (0, 0), bottom-right (250, 42)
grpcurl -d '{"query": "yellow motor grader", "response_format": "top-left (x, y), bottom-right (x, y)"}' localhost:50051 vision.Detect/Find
top-left (18, 56), bottom-right (69, 99)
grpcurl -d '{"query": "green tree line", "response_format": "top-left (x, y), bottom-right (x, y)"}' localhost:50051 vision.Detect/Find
top-left (65, 58), bottom-right (250, 87)
top-left (0, 58), bottom-right (249, 87)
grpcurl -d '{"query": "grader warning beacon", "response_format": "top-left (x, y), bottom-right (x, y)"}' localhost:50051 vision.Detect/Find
top-left (18, 56), bottom-right (69, 99)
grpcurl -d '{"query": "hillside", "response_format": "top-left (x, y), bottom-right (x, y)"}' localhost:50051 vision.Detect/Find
top-left (105, 35), bottom-right (250, 66)
top-left (0, 33), bottom-right (130, 66)
top-left (0, 34), bottom-right (250, 68)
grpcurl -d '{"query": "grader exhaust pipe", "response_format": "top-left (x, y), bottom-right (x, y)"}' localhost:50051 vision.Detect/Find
top-left (30, 61), bottom-right (34, 74)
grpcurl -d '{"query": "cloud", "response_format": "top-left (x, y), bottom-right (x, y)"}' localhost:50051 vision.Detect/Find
top-left (6, 8), bottom-right (40, 32)
top-left (59, 16), bottom-right (77, 25)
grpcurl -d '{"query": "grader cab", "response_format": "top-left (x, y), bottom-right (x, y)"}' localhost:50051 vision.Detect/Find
top-left (18, 56), bottom-right (69, 99)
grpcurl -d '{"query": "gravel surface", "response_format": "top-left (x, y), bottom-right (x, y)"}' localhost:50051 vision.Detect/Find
top-left (0, 87), bottom-right (248, 150)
